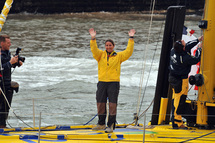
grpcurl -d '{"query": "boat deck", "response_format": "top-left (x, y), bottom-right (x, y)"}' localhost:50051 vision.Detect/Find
top-left (1, 124), bottom-right (215, 142)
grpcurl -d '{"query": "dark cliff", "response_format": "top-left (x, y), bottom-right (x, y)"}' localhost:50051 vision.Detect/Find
top-left (0, 0), bottom-right (204, 14)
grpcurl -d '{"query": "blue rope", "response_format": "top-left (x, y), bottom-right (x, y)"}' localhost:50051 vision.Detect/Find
top-left (83, 113), bottom-right (98, 125)
top-left (84, 98), bottom-right (108, 125)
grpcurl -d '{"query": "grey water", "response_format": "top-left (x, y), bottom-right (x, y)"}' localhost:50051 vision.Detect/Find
top-left (1, 12), bottom-right (201, 127)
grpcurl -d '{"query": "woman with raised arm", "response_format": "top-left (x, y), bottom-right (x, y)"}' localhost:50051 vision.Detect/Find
top-left (89, 28), bottom-right (136, 133)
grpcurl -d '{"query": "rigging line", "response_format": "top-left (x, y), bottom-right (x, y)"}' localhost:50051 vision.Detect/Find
top-left (179, 130), bottom-right (215, 143)
top-left (129, 98), bottom-right (154, 125)
top-left (136, 0), bottom-right (156, 119)
top-left (129, 98), bottom-right (155, 125)
top-left (198, 80), bottom-right (210, 102)
top-left (188, 85), bottom-right (194, 92)
top-left (0, 87), bottom-right (35, 129)
top-left (138, 98), bottom-right (154, 120)
top-left (137, 20), bottom-right (165, 121)
top-left (11, 112), bottom-right (35, 129)
top-left (0, 87), bottom-right (12, 111)
top-left (186, 85), bottom-right (196, 100)
top-left (6, 120), bottom-right (13, 128)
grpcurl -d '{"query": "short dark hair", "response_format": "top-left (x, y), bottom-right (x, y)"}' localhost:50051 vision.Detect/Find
top-left (174, 40), bottom-right (184, 53)
top-left (105, 39), bottom-right (115, 46)
top-left (0, 35), bottom-right (10, 43)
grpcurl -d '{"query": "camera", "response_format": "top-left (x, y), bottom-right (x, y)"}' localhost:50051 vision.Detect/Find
top-left (13, 47), bottom-right (25, 67)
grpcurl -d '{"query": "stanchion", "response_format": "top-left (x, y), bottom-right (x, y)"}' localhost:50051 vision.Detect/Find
top-left (38, 112), bottom-right (41, 143)
top-left (143, 113), bottom-right (146, 143)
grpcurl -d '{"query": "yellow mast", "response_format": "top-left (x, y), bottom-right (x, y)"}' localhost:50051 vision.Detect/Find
top-left (197, 0), bottom-right (215, 125)
top-left (0, 0), bottom-right (14, 32)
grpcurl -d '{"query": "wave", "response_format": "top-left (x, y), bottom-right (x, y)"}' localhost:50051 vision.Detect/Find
top-left (12, 56), bottom-right (158, 89)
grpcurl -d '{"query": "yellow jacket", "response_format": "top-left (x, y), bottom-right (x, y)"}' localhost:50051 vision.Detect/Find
top-left (90, 39), bottom-right (134, 82)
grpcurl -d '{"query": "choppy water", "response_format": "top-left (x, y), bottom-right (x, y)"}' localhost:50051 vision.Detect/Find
top-left (1, 12), bottom-right (202, 127)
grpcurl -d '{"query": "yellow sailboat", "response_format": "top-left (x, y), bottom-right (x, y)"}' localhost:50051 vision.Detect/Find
top-left (0, 0), bottom-right (215, 142)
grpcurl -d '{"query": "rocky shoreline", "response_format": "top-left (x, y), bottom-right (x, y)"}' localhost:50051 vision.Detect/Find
top-left (0, 0), bottom-right (204, 14)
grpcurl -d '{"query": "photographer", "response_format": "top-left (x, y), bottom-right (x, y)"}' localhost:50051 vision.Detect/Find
top-left (0, 35), bottom-right (23, 128)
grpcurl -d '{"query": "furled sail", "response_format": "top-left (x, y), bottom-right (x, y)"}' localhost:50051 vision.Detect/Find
top-left (0, 0), bottom-right (13, 32)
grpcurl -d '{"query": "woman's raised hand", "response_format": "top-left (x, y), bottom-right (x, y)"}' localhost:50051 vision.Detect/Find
top-left (89, 28), bottom-right (96, 39)
top-left (128, 29), bottom-right (136, 37)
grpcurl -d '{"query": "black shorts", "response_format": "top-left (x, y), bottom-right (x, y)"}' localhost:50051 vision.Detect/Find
top-left (96, 82), bottom-right (120, 103)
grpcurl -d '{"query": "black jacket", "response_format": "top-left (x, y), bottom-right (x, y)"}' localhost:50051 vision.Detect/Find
top-left (169, 39), bottom-right (202, 79)
top-left (1, 50), bottom-right (12, 89)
